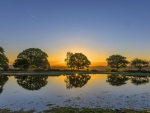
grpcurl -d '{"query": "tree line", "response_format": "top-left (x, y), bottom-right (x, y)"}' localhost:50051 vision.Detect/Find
top-left (0, 46), bottom-right (149, 71)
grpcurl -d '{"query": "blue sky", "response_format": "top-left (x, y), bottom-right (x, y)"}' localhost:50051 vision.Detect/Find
top-left (1, 0), bottom-right (150, 66)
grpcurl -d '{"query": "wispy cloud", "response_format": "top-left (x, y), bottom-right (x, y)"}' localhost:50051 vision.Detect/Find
top-left (30, 15), bottom-right (36, 18)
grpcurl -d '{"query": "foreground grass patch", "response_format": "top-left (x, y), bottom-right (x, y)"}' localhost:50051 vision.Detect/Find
top-left (0, 107), bottom-right (150, 113)
top-left (0, 108), bottom-right (35, 113)
top-left (43, 107), bottom-right (149, 113)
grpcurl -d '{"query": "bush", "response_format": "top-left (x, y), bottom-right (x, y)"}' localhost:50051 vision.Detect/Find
top-left (90, 69), bottom-right (99, 72)
top-left (30, 65), bottom-right (36, 69)
top-left (33, 68), bottom-right (44, 72)
top-left (106, 68), bottom-right (117, 72)
top-left (124, 69), bottom-right (148, 73)
top-left (3, 65), bottom-right (9, 71)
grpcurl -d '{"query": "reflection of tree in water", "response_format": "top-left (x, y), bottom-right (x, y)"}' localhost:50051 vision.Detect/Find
top-left (106, 74), bottom-right (129, 86)
top-left (15, 76), bottom-right (48, 90)
top-left (131, 76), bottom-right (149, 86)
top-left (0, 76), bottom-right (8, 94)
top-left (64, 74), bottom-right (91, 89)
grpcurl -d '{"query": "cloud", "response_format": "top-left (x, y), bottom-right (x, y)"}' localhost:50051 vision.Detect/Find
top-left (30, 15), bottom-right (36, 18)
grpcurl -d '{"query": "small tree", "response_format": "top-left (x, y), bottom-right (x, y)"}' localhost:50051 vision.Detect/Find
top-left (106, 54), bottom-right (129, 71)
top-left (13, 58), bottom-right (30, 70)
top-left (0, 47), bottom-right (9, 70)
top-left (131, 58), bottom-right (149, 70)
top-left (64, 52), bottom-right (91, 70)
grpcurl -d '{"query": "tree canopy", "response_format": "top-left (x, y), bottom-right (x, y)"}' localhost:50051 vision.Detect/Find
top-left (106, 54), bottom-right (129, 70)
top-left (130, 58), bottom-right (149, 70)
top-left (0, 47), bottom-right (9, 70)
top-left (64, 52), bottom-right (91, 70)
top-left (14, 48), bottom-right (50, 69)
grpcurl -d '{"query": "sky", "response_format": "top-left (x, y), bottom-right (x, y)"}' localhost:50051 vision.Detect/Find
top-left (1, 0), bottom-right (150, 66)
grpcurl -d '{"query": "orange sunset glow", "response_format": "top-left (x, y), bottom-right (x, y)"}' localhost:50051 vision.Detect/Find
top-left (1, 0), bottom-right (150, 68)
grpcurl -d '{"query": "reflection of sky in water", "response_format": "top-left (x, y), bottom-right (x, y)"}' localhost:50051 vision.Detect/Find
top-left (1, 74), bottom-right (150, 111)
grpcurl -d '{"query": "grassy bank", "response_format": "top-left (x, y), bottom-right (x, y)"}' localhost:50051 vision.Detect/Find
top-left (0, 107), bottom-right (150, 113)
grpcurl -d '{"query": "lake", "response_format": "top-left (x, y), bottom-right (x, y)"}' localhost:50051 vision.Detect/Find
top-left (1, 74), bottom-right (150, 112)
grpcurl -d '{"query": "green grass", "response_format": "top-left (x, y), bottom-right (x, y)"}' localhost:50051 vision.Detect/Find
top-left (39, 107), bottom-right (150, 113)
top-left (0, 108), bottom-right (35, 113)
top-left (1, 107), bottom-right (149, 113)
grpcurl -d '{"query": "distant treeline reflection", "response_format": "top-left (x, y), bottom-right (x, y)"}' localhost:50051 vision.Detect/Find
top-left (0, 74), bottom-right (150, 93)
top-left (106, 74), bottom-right (129, 86)
top-left (106, 74), bottom-right (150, 86)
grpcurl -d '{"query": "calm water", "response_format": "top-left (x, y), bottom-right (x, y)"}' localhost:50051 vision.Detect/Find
top-left (1, 74), bottom-right (150, 111)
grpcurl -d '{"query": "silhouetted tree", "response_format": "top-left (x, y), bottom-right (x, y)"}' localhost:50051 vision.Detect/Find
top-left (0, 47), bottom-right (9, 70)
top-left (65, 52), bottom-right (91, 70)
top-left (64, 74), bottom-right (91, 89)
top-left (130, 58), bottom-right (149, 70)
top-left (106, 74), bottom-right (129, 86)
top-left (0, 76), bottom-right (8, 94)
top-left (14, 48), bottom-right (50, 69)
top-left (131, 76), bottom-right (149, 85)
top-left (15, 75), bottom-right (48, 90)
top-left (13, 58), bottom-right (30, 70)
top-left (106, 54), bottom-right (129, 70)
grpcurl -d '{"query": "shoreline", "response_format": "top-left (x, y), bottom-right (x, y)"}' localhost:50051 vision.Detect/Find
top-left (1, 71), bottom-right (150, 76)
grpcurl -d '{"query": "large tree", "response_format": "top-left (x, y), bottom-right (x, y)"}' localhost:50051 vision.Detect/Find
top-left (65, 52), bottom-right (91, 70)
top-left (13, 48), bottom-right (50, 69)
top-left (130, 58), bottom-right (149, 70)
top-left (0, 47), bottom-right (9, 70)
top-left (106, 54), bottom-right (129, 70)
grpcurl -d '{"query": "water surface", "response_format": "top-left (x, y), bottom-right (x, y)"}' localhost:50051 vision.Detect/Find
top-left (1, 74), bottom-right (150, 111)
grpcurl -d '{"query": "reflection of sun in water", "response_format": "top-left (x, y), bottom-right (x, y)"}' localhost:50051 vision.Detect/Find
top-left (75, 73), bottom-right (78, 76)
